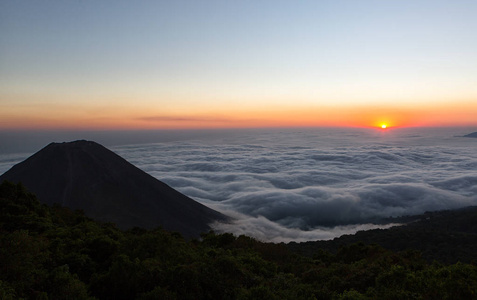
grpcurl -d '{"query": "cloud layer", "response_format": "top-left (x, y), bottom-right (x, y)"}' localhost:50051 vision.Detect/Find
top-left (1, 127), bottom-right (476, 242)
top-left (111, 127), bottom-right (477, 241)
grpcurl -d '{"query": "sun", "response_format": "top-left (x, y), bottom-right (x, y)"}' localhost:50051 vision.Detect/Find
top-left (381, 124), bottom-right (387, 129)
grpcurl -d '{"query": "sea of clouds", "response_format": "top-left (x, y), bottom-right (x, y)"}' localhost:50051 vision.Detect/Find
top-left (111, 127), bottom-right (477, 242)
top-left (1, 127), bottom-right (476, 242)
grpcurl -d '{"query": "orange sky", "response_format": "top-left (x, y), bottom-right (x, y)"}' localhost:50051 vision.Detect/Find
top-left (1, 2), bottom-right (476, 131)
top-left (1, 98), bottom-right (476, 130)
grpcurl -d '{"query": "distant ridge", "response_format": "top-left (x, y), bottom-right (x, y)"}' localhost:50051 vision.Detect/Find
top-left (463, 132), bottom-right (477, 138)
top-left (0, 140), bottom-right (228, 237)
top-left (288, 206), bottom-right (477, 264)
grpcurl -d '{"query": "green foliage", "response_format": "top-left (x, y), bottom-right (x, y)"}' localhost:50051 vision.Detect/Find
top-left (337, 289), bottom-right (368, 300)
top-left (1, 180), bottom-right (477, 299)
top-left (290, 207), bottom-right (477, 264)
top-left (46, 265), bottom-right (90, 300)
top-left (0, 280), bottom-right (16, 300)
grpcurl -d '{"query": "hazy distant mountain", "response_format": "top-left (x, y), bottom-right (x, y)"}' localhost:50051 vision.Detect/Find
top-left (463, 132), bottom-right (477, 138)
top-left (0, 140), bottom-right (228, 237)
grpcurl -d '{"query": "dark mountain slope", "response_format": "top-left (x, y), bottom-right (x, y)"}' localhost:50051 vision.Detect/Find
top-left (3, 181), bottom-right (476, 300)
top-left (463, 132), bottom-right (477, 138)
top-left (288, 206), bottom-right (477, 264)
top-left (0, 140), bottom-right (227, 237)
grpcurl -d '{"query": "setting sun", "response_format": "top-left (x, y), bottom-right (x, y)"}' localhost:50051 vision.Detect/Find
top-left (1, 1), bottom-right (477, 131)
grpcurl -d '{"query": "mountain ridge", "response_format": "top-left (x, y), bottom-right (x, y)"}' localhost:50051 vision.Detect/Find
top-left (463, 132), bottom-right (477, 138)
top-left (287, 206), bottom-right (477, 264)
top-left (0, 140), bottom-right (228, 238)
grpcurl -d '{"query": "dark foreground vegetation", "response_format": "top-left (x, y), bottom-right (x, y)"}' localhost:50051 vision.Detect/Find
top-left (1, 180), bottom-right (477, 299)
top-left (288, 206), bottom-right (477, 264)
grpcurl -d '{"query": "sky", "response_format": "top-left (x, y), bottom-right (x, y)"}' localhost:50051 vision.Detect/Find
top-left (1, 0), bottom-right (476, 130)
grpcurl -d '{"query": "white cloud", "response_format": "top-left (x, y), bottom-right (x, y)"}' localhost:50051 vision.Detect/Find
top-left (209, 209), bottom-right (401, 243)
top-left (108, 127), bottom-right (477, 241)
top-left (2, 127), bottom-right (477, 241)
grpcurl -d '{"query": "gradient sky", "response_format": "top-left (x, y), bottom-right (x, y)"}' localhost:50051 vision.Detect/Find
top-left (1, 0), bottom-right (476, 130)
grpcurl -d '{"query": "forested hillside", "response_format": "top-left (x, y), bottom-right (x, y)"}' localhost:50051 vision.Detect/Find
top-left (288, 207), bottom-right (477, 264)
top-left (1, 180), bottom-right (477, 299)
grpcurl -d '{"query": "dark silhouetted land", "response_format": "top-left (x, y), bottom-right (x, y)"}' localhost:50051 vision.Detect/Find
top-left (1, 181), bottom-right (477, 299)
top-left (0, 140), bottom-right (228, 238)
top-left (463, 132), bottom-right (477, 138)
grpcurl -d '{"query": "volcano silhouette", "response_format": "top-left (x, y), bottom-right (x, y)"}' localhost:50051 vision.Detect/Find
top-left (0, 140), bottom-right (227, 237)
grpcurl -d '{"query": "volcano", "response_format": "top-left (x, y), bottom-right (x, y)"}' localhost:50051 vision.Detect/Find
top-left (0, 140), bottom-right (228, 237)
